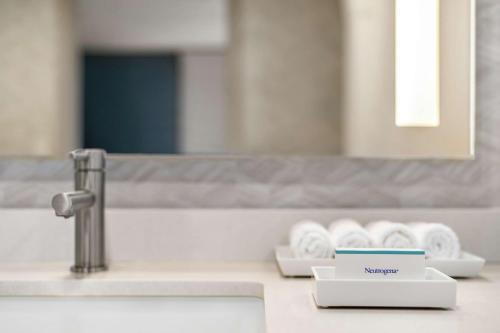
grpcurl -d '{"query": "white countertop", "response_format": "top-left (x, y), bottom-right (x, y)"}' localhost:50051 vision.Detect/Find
top-left (0, 262), bottom-right (498, 333)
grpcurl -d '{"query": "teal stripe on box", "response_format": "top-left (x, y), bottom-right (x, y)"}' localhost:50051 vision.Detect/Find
top-left (335, 249), bottom-right (425, 255)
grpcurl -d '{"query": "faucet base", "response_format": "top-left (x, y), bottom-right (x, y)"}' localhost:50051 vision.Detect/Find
top-left (71, 265), bottom-right (108, 274)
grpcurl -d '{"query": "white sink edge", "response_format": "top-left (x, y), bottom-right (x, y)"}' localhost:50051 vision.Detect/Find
top-left (0, 279), bottom-right (264, 298)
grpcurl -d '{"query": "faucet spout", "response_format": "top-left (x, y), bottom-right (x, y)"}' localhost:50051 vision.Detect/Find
top-left (52, 191), bottom-right (95, 218)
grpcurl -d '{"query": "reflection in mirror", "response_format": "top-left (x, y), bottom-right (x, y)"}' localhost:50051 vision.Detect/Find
top-left (0, 0), bottom-right (475, 158)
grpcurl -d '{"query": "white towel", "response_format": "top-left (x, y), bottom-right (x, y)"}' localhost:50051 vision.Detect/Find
top-left (289, 220), bottom-right (334, 259)
top-left (328, 219), bottom-right (372, 249)
top-left (410, 222), bottom-right (461, 259)
top-left (366, 220), bottom-right (418, 248)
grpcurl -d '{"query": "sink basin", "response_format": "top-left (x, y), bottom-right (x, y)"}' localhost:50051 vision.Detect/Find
top-left (0, 296), bottom-right (265, 333)
top-left (0, 263), bottom-right (267, 333)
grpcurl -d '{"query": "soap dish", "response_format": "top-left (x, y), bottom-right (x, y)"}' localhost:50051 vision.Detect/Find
top-left (275, 246), bottom-right (334, 277)
top-left (426, 252), bottom-right (485, 278)
top-left (312, 266), bottom-right (456, 309)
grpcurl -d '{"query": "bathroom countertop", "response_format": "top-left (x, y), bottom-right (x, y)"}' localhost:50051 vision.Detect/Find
top-left (0, 262), bottom-right (498, 333)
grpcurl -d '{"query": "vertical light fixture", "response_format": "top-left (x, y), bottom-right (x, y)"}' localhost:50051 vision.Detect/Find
top-left (395, 0), bottom-right (440, 127)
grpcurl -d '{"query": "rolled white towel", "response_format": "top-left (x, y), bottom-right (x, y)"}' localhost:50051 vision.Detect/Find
top-left (328, 218), bottom-right (372, 249)
top-left (366, 220), bottom-right (418, 248)
top-left (289, 220), bottom-right (334, 259)
top-left (410, 222), bottom-right (461, 259)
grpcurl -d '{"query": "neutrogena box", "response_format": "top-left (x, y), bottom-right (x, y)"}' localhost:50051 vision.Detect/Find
top-left (334, 248), bottom-right (426, 280)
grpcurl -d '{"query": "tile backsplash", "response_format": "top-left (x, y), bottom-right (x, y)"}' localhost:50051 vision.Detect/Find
top-left (0, 0), bottom-right (499, 209)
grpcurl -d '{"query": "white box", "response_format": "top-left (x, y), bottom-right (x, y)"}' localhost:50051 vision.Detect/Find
top-left (312, 266), bottom-right (456, 309)
top-left (335, 248), bottom-right (426, 280)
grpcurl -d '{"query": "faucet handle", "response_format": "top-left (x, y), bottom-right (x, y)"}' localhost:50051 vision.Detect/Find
top-left (52, 191), bottom-right (95, 218)
top-left (69, 149), bottom-right (106, 171)
top-left (69, 149), bottom-right (90, 161)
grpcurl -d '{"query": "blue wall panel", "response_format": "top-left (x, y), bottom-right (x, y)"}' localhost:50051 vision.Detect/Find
top-left (83, 54), bottom-right (178, 154)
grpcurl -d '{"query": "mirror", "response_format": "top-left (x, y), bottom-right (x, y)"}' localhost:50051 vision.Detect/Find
top-left (0, 0), bottom-right (475, 158)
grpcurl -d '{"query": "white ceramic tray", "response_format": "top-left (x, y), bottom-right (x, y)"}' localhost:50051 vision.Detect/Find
top-left (275, 246), bottom-right (485, 278)
top-left (427, 252), bottom-right (485, 278)
top-left (275, 246), bottom-right (334, 277)
top-left (312, 266), bottom-right (456, 309)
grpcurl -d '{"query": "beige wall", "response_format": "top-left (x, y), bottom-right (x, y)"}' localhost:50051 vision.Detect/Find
top-left (0, 0), bottom-right (78, 157)
top-left (229, 0), bottom-right (474, 158)
top-left (228, 0), bottom-right (343, 154)
top-left (180, 53), bottom-right (228, 153)
top-left (76, 0), bottom-right (228, 51)
top-left (341, 0), bottom-right (474, 158)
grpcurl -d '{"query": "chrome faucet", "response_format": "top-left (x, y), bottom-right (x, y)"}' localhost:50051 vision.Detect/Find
top-left (52, 149), bottom-right (107, 273)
